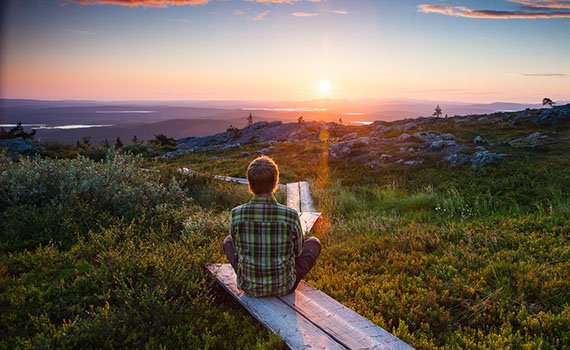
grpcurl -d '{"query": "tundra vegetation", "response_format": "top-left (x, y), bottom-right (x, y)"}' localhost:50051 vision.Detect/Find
top-left (1, 107), bottom-right (569, 349)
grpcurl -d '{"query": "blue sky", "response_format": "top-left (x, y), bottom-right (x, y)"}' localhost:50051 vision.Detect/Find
top-left (1, 0), bottom-right (569, 102)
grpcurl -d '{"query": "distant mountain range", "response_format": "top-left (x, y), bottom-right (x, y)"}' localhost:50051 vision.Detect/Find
top-left (0, 98), bottom-right (561, 144)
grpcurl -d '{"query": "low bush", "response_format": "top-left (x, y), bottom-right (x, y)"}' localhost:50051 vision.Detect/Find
top-left (0, 155), bottom-right (286, 348)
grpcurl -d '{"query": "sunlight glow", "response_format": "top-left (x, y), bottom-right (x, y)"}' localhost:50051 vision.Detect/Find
top-left (318, 80), bottom-right (332, 96)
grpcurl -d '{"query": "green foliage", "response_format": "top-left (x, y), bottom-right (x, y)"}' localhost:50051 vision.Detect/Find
top-left (0, 154), bottom-right (182, 216)
top-left (122, 143), bottom-right (152, 155)
top-left (42, 142), bottom-right (80, 159)
top-left (226, 125), bottom-right (241, 138)
top-left (149, 134), bottom-right (176, 149)
top-left (0, 121), bottom-right (36, 140)
top-left (0, 155), bottom-right (284, 349)
top-left (0, 148), bottom-right (12, 167)
top-left (2, 118), bottom-right (570, 348)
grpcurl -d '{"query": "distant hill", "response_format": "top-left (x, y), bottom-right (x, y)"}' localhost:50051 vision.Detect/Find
top-left (33, 118), bottom-right (252, 144)
top-left (0, 98), bottom-right (559, 144)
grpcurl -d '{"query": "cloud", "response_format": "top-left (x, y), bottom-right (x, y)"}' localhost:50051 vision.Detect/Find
top-left (252, 10), bottom-right (270, 20)
top-left (418, 4), bottom-right (570, 18)
top-left (292, 12), bottom-right (318, 17)
top-left (245, 0), bottom-right (325, 3)
top-left (520, 73), bottom-right (568, 77)
top-left (247, 0), bottom-right (297, 3)
top-left (331, 9), bottom-right (348, 15)
top-left (507, 0), bottom-right (570, 10)
top-left (168, 18), bottom-right (192, 22)
top-left (73, 0), bottom-right (208, 7)
top-left (66, 29), bottom-right (95, 35)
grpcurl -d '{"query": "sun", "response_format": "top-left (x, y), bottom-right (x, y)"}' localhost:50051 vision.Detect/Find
top-left (318, 80), bottom-right (332, 96)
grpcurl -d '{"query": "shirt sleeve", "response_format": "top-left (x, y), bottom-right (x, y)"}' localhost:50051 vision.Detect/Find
top-left (292, 214), bottom-right (304, 257)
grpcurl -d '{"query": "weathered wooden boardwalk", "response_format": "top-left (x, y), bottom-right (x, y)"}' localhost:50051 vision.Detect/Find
top-left (286, 181), bottom-right (322, 235)
top-left (207, 264), bottom-right (413, 350)
top-left (204, 174), bottom-right (413, 349)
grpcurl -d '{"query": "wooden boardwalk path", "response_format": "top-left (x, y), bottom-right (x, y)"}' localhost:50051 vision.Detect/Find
top-left (207, 264), bottom-right (413, 350)
top-left (204, 173), bottom-right (413, 349)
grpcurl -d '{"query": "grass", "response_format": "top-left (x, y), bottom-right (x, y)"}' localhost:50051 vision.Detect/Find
top-left (1, 111), bottom-right (570, 349)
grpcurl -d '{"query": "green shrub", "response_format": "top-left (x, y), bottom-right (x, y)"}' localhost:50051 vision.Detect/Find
top-left (0, 155), bottom-right (284, 349)
top-left (0, 154), bottom-right (184, 216)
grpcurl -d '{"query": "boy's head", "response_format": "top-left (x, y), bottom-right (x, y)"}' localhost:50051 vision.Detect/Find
top-left (247, 156), bottom-right (279, 195)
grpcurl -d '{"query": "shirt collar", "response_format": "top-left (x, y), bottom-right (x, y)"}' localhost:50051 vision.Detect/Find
top-left (250, 195), bottom-right (278, 204)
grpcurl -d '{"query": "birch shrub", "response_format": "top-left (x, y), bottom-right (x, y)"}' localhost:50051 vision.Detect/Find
top-left (0, 154), bottom-right (284, 349)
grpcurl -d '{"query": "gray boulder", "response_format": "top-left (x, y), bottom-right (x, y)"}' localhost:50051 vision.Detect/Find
top-left (256, 146), bottom-right (274, 154)
top-left (328, 137), bottom-right (370, 161)
top-left (533, 104), bottom-right (570, 123)
top-left (403, 159), bottom-right (423, 166)
top-left (395, 133), bottom-right (412, 141)
top-left (474, 136), bottom-right (487, 146)
top-left (0, 137), bottom-right (38, 156)
top-left (429, 140), bottom-right (444, 150)
top-left (161, 148), bottom-right (194, 159)
top-left (471, 150), bottom-right (507, 169)
top-left (445, 153), bottom-right (470, 167)
top-left (342, 132), bottom-right (359, 141)
top-left (508, 132), bottom-right (550, 147)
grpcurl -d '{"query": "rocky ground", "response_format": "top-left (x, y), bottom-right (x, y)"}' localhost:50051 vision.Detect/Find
top-left (164, 104), bottom-right (570, 170)
top-left (0, 137), bottom-right (42, 157)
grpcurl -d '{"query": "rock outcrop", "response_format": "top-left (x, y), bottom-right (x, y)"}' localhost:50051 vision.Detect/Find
top-left (163, 104), bottom-right (570, 169)
top-left (0, 137), bottom-right (42, 157)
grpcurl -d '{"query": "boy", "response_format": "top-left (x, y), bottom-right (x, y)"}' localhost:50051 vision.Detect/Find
top-left (223, 156), bottom-right (321, 297)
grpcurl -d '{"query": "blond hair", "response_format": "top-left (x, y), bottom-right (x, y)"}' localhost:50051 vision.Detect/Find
top-left (246, 156), bottom-right (279, 195)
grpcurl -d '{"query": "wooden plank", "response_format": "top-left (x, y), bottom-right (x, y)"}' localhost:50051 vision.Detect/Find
top-left (299, 212), bottom-right (322, 235)
top-left (177, 167), bottom-right (197, 175)
top-left (206, 264), bottom-right (347, 350)
top-left (287, 182), bottom-right (301, 213)
top-left (299, 181), bottom-right (316, 212)
top-left (213, 175), bottom-right (250, 186)
top-left (278, 282), bottom-right (413, 350)
top-left (212, 175), bottom-right (286, 189)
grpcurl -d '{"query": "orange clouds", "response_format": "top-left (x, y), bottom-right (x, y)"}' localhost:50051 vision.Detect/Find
top-left (418, 4), bottom-right (570, 18)
top-left (292, 12), bottom-right (318, 17)
top-left (73, 0), bottom-right (209, 7)
top-left (247, 0), bottom-right (324, 2)
top-left (508, 0), bottom-right (570, 9)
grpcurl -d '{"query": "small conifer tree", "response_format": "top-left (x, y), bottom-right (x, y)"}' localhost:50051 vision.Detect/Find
top-left (542, 97), bottom-right (555, 107)
top-left (433, 105), bottom-right (442, 118)
top-left (115, 137), bottom-right (124, 150)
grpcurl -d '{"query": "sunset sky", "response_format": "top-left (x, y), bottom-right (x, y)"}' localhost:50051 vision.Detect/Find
top-left (1, 0), bottom-right (569, 103)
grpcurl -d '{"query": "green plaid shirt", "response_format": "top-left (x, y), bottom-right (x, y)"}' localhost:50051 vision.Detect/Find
top-left (230, 196), bottom-right (303, 297)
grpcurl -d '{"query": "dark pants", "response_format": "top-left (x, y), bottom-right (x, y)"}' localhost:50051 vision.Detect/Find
top-left (223, 235), bottom-right (321, 292)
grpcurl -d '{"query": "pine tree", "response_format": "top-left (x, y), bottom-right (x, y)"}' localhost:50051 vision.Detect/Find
top-left (542, 97), bottom-right (555, 108)
top-left (115, 137), bottom-right (124, 150)
top-left (247, 113), bottom-right (253, 126)
top-left (81, 136), bottom-right (91, 148)
top-left (297, 116), bottom-right (304, 124)
top-left (433, 105), bottom-right (442, 118)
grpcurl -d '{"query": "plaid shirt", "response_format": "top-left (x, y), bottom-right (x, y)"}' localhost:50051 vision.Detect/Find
top-left (230, 196), bottom-right (303, 297)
